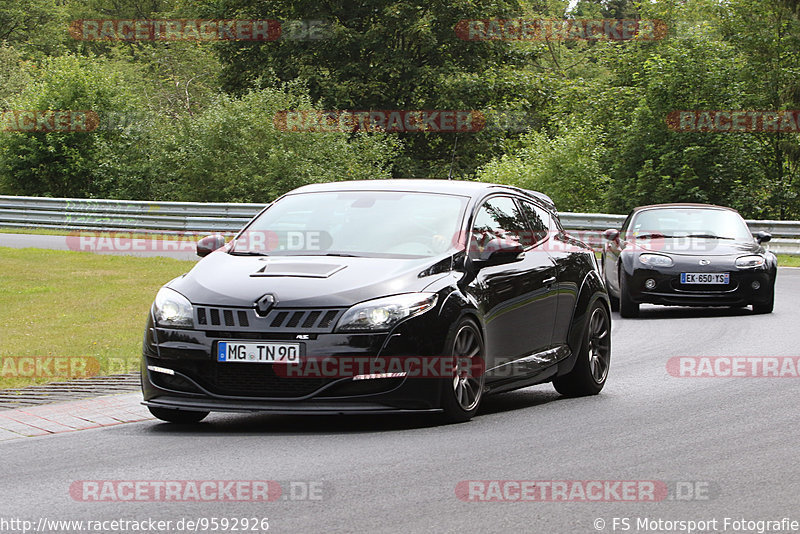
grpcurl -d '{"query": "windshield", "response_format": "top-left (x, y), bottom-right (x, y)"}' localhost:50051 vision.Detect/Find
top-left (233, 190), bottom-right (469, 258)
top-left (627, 207), bottom-right (753, 241)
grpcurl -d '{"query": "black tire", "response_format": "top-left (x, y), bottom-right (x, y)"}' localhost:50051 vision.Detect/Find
top-left (148, 406), bottom-right (209, 424)
top-left (618, 272), bottom-right (639, 318)
top-left (608, 289), bottom-right (620, 312)
top-left (439, 319), bottom-right (485, 424)
top-left (602, 256), bottom-right (619, 311)
top-left (553, 301), bottom-right (611, 397)
top-left (752, 288), bottom-right (774, 314)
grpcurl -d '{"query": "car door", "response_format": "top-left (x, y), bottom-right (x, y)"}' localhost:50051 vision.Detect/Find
top-left (532, 203), bottom-right (584, 348)
top-left (466, 195), bottom-right (559, 379)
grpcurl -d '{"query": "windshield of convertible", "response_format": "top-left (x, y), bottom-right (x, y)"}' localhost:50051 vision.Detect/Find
top-left (232, 190), bottom-right (469, 258)
top-left (628, 207), bottom-right (753, 241)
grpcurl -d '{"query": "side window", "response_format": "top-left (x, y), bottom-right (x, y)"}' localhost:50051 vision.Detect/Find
top-left (470, 196), bottom-right (529, 258)
top-left (519, 200), bottom-right (551, 245)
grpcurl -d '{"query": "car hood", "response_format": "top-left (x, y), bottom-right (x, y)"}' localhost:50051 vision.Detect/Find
top-left (630, 238), bottom-right (764, 257)
top-left (167, 251), bottom-right (450, 308)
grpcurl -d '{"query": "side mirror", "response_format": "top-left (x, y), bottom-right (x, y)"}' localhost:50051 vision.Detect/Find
top-left (603, 228), bottom-right (620, 241)
top-left (754, 231), bottom-right (772, 244)
top-left (197, 234), bottom-right (227, 257)
top-left (473, 238), bottom-right (524, 269)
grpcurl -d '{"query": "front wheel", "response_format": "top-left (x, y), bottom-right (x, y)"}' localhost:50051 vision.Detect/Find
top-left (602, 255), bottom-right (619, 311)
top-left (607, 286), bottom-right (620, 312)
top-left (553, 301), bottom-right (611, 397)
top-left (148, 406), bottom-right (209, 424)
top-left (439, 319), bottom-right (485, 424)
top-left (618, 273), bottom-right (639, 318)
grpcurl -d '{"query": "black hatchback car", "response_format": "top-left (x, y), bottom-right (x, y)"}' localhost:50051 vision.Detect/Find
top-left (142, 180), bottom-right (611, 423)
top-left (602, 203), bottom-right (777, 318)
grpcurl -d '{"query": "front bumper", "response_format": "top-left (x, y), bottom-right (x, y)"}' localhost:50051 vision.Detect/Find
top-left (143, 395), bottom-right (443, 415)
top-left (622, 264), bottom-right (774, 307)
top-left (141, 310), bottom-right (450, 414)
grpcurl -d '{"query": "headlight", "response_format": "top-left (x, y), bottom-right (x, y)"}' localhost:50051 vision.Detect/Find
top-left (153, 287), bottom-right (193, 328)
top-left (638, 253), bottom-right (674, 267)
top-left (335, 293), bottom-right (438, 332)
top-left (735, 255), bottom-right (766, 269)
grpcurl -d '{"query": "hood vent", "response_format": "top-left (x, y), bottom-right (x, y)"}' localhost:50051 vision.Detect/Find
top-left (250, 262), bottom-right (346, 278)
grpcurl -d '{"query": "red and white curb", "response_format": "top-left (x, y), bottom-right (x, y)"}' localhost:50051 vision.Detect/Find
top-left (0, 393), bottom-right (153, 440)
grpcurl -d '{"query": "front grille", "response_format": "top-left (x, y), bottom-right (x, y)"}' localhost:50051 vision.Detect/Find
top-left (195, 306), bottom-right (344, 333)
top-left (213, 363), bottom-right (328, 397)
top-left (670, 279), bottom-right (739, 293)
top-left (161, 360), bottom-right (331, 398)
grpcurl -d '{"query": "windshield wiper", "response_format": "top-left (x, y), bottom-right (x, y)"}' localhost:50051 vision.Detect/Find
top-left (303, 253), bottom-right (360, 257)
top-left (634, 233), bottom-right (670, 239)
top-left (682, 234), bottom-right (734, 239)
top-left (229, 250), bottom-right (270, 256)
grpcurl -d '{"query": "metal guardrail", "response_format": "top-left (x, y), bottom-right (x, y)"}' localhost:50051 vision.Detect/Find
top-left (0, 196), bottom-right (265, 233)
top-left (1, 195), bottom-right (799, 255)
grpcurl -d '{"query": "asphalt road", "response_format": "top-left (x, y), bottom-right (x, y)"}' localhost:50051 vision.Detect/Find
top-left (1, 270), bottom-right (799, 534)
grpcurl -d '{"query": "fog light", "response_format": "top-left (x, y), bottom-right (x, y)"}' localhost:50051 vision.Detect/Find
top-left (751, 281), bottom-right (761, 290)
top-left (645, 278), bottom-right (656, 290)
top-left (353, 372), bottom-right (407, 380)
top-left (147, 365), bottom-right (175, 376)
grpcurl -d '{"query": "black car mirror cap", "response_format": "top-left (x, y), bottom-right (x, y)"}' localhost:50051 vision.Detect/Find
top-left (473, 239), bottom-right (525, 269)
top-left (603, 228), bottom-right (620, 241)
top-left (754, 231), bottom-right (772, 244)
top-left (197, 234), bottom-right (227, 257)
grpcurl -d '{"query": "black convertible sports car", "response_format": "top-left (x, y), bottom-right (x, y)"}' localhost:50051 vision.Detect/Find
top-left (602, 203), bottom-right (777, 318)
top-left (141, 180), bottom-right (611, 423)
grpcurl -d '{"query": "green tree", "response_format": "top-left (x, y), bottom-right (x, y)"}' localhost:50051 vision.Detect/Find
top-left (140, 86), bottom-right (400, 202)
top-left (0, 44), bottom-right (32, 106)
top-left (478, 122), bottom-right (609, 212)
top-left (194, 0), bottom-right (542, 178)
top-left (0, 54), bottom-right (146, 198)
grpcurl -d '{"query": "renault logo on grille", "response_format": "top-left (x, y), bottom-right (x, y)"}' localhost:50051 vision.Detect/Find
top-left (255, 294), bottom-right (276, 316)
top-left (699, 259), bottom-right (711, 266)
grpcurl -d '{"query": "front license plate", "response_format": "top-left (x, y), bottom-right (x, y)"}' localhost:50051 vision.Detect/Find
top-left (217, 341), bottom-right (300, 363)
top-left (680, 272), bottom-right (730, 284)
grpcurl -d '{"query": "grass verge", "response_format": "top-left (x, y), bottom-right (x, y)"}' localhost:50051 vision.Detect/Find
top-left (0, 247), bottom-right (196, 389)
top-left (776, 254), bottom-right (800, 267)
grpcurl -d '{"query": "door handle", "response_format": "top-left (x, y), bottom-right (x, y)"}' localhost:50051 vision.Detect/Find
top-left (543, 276), bottom-right (557, 285)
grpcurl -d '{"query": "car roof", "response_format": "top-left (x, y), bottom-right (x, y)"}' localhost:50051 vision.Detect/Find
top-left (289, 179), bottom-right (553, 206)
top-left (632, 202), bottom-right (739, 213)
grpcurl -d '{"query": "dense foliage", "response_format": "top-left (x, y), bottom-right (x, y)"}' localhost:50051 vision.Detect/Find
top-left (0, 0), bottom-right (798, 217)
